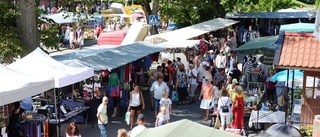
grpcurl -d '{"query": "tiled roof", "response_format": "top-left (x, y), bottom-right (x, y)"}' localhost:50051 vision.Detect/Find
top-left (277, 32), bottom-right (320, 70)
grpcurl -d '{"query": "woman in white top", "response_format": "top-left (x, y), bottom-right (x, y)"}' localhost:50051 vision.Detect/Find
top-left (212, 80), bottom-right (223, 108)
top-left (128, 85), bottom-right (145, 129)
top-left (217, 89), bottom-right (232, 130)
top-left (69, 28), bottom-right (75, 49)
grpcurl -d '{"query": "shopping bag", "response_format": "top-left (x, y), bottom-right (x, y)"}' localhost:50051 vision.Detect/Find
top-left (214, 116), bottom-right (221, 129)
top-left (125, 111), bottom-right (131, 125)
top-left (172, 90), bottom-right (179, 102)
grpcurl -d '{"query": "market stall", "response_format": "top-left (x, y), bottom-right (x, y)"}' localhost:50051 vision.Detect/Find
top-left (0, 65), bottom-right (55, 136)
top-left (7, 48), bottom-right (94, 136)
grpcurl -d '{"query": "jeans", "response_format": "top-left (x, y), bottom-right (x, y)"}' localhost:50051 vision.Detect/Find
top-left (98, 124), bottom-right (108, 137)
top-left (153, 98), bottom-right (160, 112)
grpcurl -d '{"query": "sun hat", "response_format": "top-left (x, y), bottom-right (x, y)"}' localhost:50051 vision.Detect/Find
top-left (232, 78), bottom-right (238, 84)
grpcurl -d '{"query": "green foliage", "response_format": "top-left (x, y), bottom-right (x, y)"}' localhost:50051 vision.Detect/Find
top-left (160, 0), bottom-right (225, 27)
top-left (298, 0), bottom-right (315, 4)
top-left (0, 1), bottom-right (25, 64)
top-left (222, 0), bottom-right (293, 13)
top-left (300, 126), bottom-right (313, 136)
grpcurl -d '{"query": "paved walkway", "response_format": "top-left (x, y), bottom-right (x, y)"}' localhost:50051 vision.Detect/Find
top-left (56, 89), bottom-right (260, 137)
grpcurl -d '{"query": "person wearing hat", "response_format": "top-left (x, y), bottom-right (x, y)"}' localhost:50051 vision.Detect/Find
top-left (199, 75), bottom-right (214, 121)
top-left (226, 78), bottom-right (238, 101)
top-left (130, 114), bottom-right (147, 137)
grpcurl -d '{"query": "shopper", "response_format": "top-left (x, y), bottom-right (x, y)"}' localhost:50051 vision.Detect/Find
top-left (159, 92), bottom-right (172, 123)
top-left (150, 76), bottom-right (169, 119)
top-left (155, 106), bottom-right (167, 127)
top-left (266, 69), bottom-right (276, 103)
top-left (117, 128), bottom-right (128, 137)
top-left (176, 67), bottom-right (188, 106)
top-left (130, 114), bottom-right (147, 137)
top-left (66, 122), bottom-right (81, 137)
top-left (128, 85), bottom-right (145, 129)
top-left (147, 72), bottom-right (157, 111)
top-left (199, 76), bottom-right (214, 121)
top-left (97, 96), bottom-right (108, 137)
top-left (217, 89), bottom-right (232, 130)
top-left (187, 64), bottom-right (197, 104)
top-left (232, 86), bottom-right (245, 129)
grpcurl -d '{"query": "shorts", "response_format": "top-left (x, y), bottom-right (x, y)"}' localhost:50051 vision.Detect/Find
top-left (130, 105), bottom-right (142, 110)
top-left (113, 97), bottom-right (120, 107)
top-left (188, 84), bottom-right (197, 97)
top-left (153, 98), bottom-right (161, 111)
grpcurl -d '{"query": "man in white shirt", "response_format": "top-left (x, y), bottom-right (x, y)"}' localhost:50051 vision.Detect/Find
top-left (150, 76), bottom-right (169, 118)
top-left (97, 96), bottom-right (108, 137)
top-left (188, 64), bottom-right (197, 104)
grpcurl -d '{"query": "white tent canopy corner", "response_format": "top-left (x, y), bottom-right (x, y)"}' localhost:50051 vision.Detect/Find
top-left (0, 65), bottom-right (54, 106)
top-left (7, 48), bottom-right (94, 88)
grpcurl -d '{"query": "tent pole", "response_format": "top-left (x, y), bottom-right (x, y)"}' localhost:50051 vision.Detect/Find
top-left (54, 88), bottom-right (60, 137)
top-left (285, 70), bottom-right (289, 124)
top-left (291, 70), bottom-right (295, 123)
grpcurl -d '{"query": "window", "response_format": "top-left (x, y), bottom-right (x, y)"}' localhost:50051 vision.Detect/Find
top-left (305, 76), bottom-right (320, 99)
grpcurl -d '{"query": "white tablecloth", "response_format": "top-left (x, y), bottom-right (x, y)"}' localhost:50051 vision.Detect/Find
top-left (249, 110), bottom-right (285, 128)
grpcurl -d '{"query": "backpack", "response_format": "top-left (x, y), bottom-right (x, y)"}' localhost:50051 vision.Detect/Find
top-left (221, 98), bottom-right (229, 113)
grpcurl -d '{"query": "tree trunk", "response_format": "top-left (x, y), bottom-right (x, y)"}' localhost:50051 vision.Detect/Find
top-left (16, 0), bottom-right (40, 57)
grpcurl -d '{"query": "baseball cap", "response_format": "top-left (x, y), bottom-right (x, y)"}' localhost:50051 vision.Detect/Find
top-left (205, 76), bottom-right (210, 80)
top-left (220, 50), bottom-right (224, 53)
top-left (208, 50), bottom-right (214, 53)
top-left (201, 61), bottom-right (209, 67)
top-left (137, 114), bottom-right (146, 121)
top-left (232, 78), bottom-right (238, 84)
top-left (189, 64), bottom-right (194, 67)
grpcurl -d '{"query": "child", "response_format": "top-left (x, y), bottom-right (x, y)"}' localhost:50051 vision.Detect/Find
top-left (155, 106), bottom-right (167, 127)
top-left (159, 92), bottom-right (172, 123)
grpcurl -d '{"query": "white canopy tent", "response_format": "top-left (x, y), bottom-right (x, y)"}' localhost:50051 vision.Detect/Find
top-left (0, 65), bottom-right (54, 106)
top-left (43, 12), bottom-right (91, 24)
top-left (144, 18), bottom-right (239, 42)
top-left (7, 48), bottom-right (94, 88)
top-left (158, 40), bottom-right (200, 48)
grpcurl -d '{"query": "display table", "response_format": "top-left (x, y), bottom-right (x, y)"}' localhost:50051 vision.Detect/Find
top-left (249, 110), bottom-right (285, 128)
top-left (49, 106), bottom-right (89, 124)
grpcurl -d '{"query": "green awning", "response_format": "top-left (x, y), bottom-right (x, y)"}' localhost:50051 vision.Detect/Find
top-left (137, 119), bottom-right (239, 137)
top-left (236, 36), bottom-right (278, 55)
top-left (280, 23), bottom-right (314, 32)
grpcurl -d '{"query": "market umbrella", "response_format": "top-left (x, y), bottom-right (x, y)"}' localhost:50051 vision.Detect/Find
top-left (137, 119), bottom-right (239, 137)
top-left (270, 70), bottom-right (303, 82)
top-left (259, 124), bottom-right (302, 137)
top-left (132, 13), bottom-right (143, 18)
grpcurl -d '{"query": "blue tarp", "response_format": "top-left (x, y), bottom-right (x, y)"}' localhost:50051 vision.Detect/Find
top-left (52, 42), bottom-right (165, 70)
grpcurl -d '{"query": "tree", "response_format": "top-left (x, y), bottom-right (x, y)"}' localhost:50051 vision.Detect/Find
top-left (221, 0), bottom-right (293, 13)
top-left (16, 0), bottom-right (40, 56)
top-left (160, 0), bottom-right (225, 27)
top-left (0, 1), bottom-right (25, 64)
